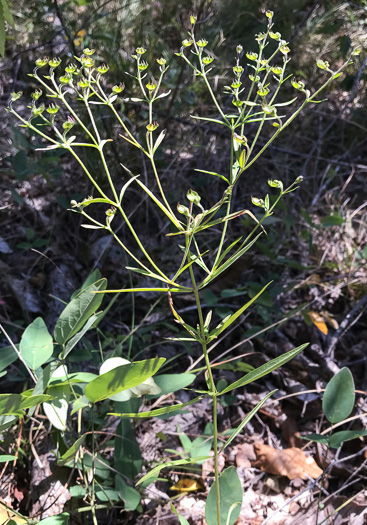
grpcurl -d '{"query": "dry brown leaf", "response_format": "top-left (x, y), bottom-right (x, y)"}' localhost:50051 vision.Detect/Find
top-left (202, 452), bottom-right (225, 481)
top-left (170, 478), bottom-right (205, 492)
top-left (235, 443), bottom-right (256, 468)
top-left (308, 311), bottom-right (328, 335)
top-left (253, 442), bottom-right (323, 480)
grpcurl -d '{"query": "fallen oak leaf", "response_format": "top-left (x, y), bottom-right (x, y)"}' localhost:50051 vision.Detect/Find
top-left (253, 442), bottom-right (323, 480)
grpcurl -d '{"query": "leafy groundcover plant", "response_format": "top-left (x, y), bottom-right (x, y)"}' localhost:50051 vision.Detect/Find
top-left (3, 11), bottom-right (357, 525)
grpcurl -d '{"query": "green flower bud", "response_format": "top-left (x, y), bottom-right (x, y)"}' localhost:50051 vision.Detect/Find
top-left (47, 104), bottom-right (59, 115)
top-left (233, 65), bottom-right (243, 75)
top-left (236, 45), bottom-right (243, 55)
top-left (232, 99), bottom-right (243, 107)
top-left (70, 200), bottom-right (78, 207)
top-left (249, 74), bottom-right (260, 82)
top-left (31, 89), bottom-right (42, 101)
top-left (97, 64), bottom-right (109, 74)
top-left (49, 57), bottom-right (61, 68)
top-left (83, 48), bottom-right (95, 56)
top-left (65, 63), bottom-right (78, 74)
top-left (11, 91), bottom-right (22, 102)
top-left (291, 78), bottom-right (305, 90)
top-left (265, 10), bottom-right (273, 19)
top-left (317, 59), bottom-right (330, 71)
top-left (295, 175), bottom-right (303, 183)
top-left (78, 78), bottom-right (90, 89)
top-left (177, 203), bottom-right (190, 217)
top-left (146, 121), bottom-right (159, 132)
top-left (257, 85), bottom-right (269, 97)
top-left (197, 39), bottom-right (208, 48)
top-left (279, 45), bottom-right (290, 55)
top-left (156, 57), bottom-right (166, 66)
top-left (251, 197), bottom-right (265, 207)
top-left (259, 59), bottom-right (267, 65)
top-left (202, 55), bottom-right (214, 65)
top-left (233, 133), bottom-right (247, 145)
top-left (268, 179), bottom-right (283, 190)
top-left (231, 80), bottom-right (241, 89)
top-left (255, 32), bottom-right (266, 42)
top-left (32, 104), bottom-right (45, 116)
top-left (246, 52), bottom-right (258, 61)
top-left (35, 57), bottom-right (49, 68)
top-left (112, 83), bottom-right (124, 93)
top-left (352, 49), bottom-right (361, 56)
top-left (136, 47), bottom-right (146, 55)
top-left (146, 81), bottom-right (157, 91)
top-left (269, 31), bottom-right (281, 40)
top-left (182, 39), bottom-right (193, 47)
top-left (190, 15), bottom-right (197, 25)
top-left (59, 75), bottom-right (72, 85)
top-left (262, 103), bottom-right (276, 115)
top-left (63, 116), bottom-right (75, 132)
top-left (81, 56), bottom-right (94, 68)
top-left (138, 61), bottom-right (149, 71)
top-left (187, 189), bottom-right (201, 205)
top-left (271, 66), bottom-right (283, 76)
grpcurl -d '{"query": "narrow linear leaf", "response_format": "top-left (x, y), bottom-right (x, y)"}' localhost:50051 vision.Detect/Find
top-left (219, 390), bottom-right (276, 452)
top-left (54, 279), bottom-right (107, 345)
top-left (57, 435), bottom-right (85, 466)
top-left (109, 395), bottom-right (202, 418)
top-left (212, 281), bottom-right (272, 337)
top-left (221, 343), bottom-right (309, 394)
top-left (85, 358), bottom-right (165, 403)
top-left (136, 456), bottom-right (210, 486)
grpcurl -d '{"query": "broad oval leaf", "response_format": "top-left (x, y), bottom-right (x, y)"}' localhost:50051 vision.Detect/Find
top-left (43, 399), bottom-right (68, 431)
top-left (205, 467), bottom-right (242, 525)
top-left (38, 513), bottom-right (70, 525)
top-left (85, 357), bottom-right (165, 403)
top-left (54, 278), bottom-right (107, 345)
top-left (323, 367), bottom-right (355, 424)
top-left (329, 429), bottom-right (367, 449)
top-left (153, 373), bottom-right (196, 395)
top-left (20, 317), bottom-right (53, 369)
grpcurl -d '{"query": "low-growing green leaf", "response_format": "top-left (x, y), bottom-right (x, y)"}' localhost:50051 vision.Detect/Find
top-left (171, 503), bottom-right (190, 525)
top-left (329, 430), bottom-right (367, 449)
top-left (136, 456), bottom-right (210, 485)
top-left (205, 467), bottom-right (242, 525)
top-left (61, 314), bottom-right (99, 358)
top-left (0, 345), bottom-right (18, 372)
top-left (211, 282), bottom-right (272, 338)
top-left (220, 343), bottom-right (308, 394)
top-left (220, 390), bottom-right (276, 452)
top-left (85, 357), bottom-right (165, 403)
top-left (301, 433), bottom-right (329, 446)
top-left (323, 367), bottom-right (355, 424)
top-left (110, 395), bottom-right (202, 418)
top-left (38, 513), bottom-right (70, 525)
top-left (54, 279), bottom-right (107, 345)
top-left (57, 435), bottom-right (85, 466)
top-left (0, 454), bottom-right (17, 462)
top-left (20, 317), bottom-right (53, 370)
top-left (153, 374), bottom-right (196, 395)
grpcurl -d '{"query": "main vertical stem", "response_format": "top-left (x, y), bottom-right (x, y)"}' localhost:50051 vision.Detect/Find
top-left (188, 259), bottom-right (221, 525)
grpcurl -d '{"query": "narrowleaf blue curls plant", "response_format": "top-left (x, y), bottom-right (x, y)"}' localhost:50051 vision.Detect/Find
top-left (6, 11), bottom-right (357, 525)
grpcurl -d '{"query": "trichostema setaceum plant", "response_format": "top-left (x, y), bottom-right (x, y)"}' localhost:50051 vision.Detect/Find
top-left (5, 10), bottom-right (358, 525)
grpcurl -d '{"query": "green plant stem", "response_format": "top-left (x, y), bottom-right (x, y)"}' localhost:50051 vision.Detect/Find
top-left (212, 132), bottom-right (234, 271)
top-left (187, 244), bottom-right (220, 525)
top-left (90, 405), bottom-right (99, 525)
